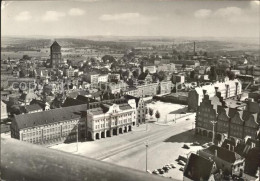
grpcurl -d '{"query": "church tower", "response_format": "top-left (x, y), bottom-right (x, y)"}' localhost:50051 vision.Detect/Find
top-left (50, 41), bottom-right (61, 68)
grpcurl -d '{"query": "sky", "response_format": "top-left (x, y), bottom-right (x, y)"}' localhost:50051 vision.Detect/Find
top-left (1, 0), bottom-right (260, 38)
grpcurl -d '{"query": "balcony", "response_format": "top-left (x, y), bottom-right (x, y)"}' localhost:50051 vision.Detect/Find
top-left (1, 138), bottom-right (174, 181)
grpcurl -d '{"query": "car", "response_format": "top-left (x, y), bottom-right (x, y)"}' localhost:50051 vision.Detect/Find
top-left (170, 163), bottom-right (176, 168)
top-left (162, 166), bottom-right (170, 172)
top-left (183, 144), bottom-right (190, 149)
top-left (186, 118), bottom-right (190, 120)
top-left (158, 168), bottom-right (164, 174)
top-left (152, 170), bottom-right (159, 175)
top-left (192, 141), bottom-right (200, 146)
top-left (179, 167), bottom-right (184, 171)
top-left (202, 143), bottom-right (208, 148)
top-left (146, 170), bottom-right (152, 174)
top-left (178, 160), bottom-right (185, 166)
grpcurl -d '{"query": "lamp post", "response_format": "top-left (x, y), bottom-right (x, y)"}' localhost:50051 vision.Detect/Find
top-left (211, 120), bottom-right (217, 144)
top-left (76, 122), bottom-right (80, 152)
top-left (144, 141), bottom-right (149, 172)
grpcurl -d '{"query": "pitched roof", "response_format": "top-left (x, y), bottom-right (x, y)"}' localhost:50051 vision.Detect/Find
top-left (203, 145), bottom-right (242, 163)
top-left (244, 147), bottom-right (260, 176)
top-left (14, 104), bottom-right (88, 129)
top-left (184, 153), bottom-right (214, 181)
top-left (50, 41), bottom-right (61, 48)
top-left (24, 104), bottom-right (43, 112)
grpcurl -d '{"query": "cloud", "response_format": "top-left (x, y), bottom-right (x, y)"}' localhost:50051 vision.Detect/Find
top-left (15, 11), bottom-right (32, 21)
top-left (99, 13), bottom-right (156, 25)
top-left (194, 9), bottom-right (212, 18)
top-left (68, 8), bottom-right (85, 16)
top-left (214, 7), bottom-right (242, 18)
top-left (250, 1), bottom-right (260, 10)
top-left (42, 11), bottom-right (65, 21)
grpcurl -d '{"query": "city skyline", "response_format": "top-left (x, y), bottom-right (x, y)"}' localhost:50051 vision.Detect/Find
top-left (1, 0), bottom-right (259, 38)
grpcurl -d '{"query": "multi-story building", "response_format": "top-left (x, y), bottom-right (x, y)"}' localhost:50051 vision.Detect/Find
top-left (66, 66), bottom-right (74, 77)
top-left (50, 41), bottom-right (62, 68)
top-left (198, 145), bottom-right (245, 177)
top-left (157, 63), bottom-right (176, 72)
top-left (98, 74), bottom-right (108, 83)
top-left (125, 95), bottom-right (147, 124)
top-left (86, 99), bottom-right (136, 140)
top-left (11, 104), bottom-right (88, 145)
top-left (159, 81), bottom-right (172, 94)
top-left (1, 100), bottom-right (8, 121)
top-left (108, 73), bottom-right (120, 82)
top-left (143, 65), bottom-right (157, 74)
top-left (195, 91), bottom-right (260, 143)
top-left (188, 79), bottom-right (242, 111)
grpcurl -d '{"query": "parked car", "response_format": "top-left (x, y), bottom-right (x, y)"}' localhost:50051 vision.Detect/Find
top-left (179, 167), bottom-right (184, 171)
top-left (158, 168), bottom-right (164, 174)
top-left (170, 163), bottom-right (176, 168)
top-left (152, 170), bottom-right (159, 175)
top-left (192, 141), bottom-right (200, 146)
top-left (183, 144), bottom-right (190, 149)
top-left (146, 170), bottom-right (152, 174)
top-left (162, 166), bottom-right (170, 172)
top-left (178, 160), bottom-right (185, 166)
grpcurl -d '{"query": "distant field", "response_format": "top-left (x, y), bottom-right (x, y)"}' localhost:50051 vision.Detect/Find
top-left (1, 51), bottom-right (49, 59)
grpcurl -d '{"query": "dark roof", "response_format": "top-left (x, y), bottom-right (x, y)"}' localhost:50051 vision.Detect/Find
top-left (184, 153), bottom-right (214, 181)
top-left (62, 97), bottom-right (85, 107)
top-left (124, 95), bottom-right (140, 108)
top-left (203, 145), bottom-right (242, 163)
top-left (119, 103), bottom-right (132, 110)
top-left (244, 147), bottom-right (260, 176)
top-left (50, 41), bottom-right (61, 48)
top-left (24, 104), bottom-right (43, 112)
top-left (14, 104), bottom-right (88, 129)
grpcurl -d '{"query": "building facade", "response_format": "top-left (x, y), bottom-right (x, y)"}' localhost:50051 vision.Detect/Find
top-left (86, 100), bottom-right (137, 140)
top-left (11, 104), bottom-right (88, 145)
top-left (195, 92), bottom-right (260, 143)
top-left (1, 100), bottom-right (8, 121)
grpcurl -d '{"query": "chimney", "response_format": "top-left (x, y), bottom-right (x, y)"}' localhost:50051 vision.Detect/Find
top-left (202, 89), bottom-right (207, 96)
top-left (193, 42), bottom-right (196, 55)
top-left (215, 87), bottom-right (218, 96)
top-left (215, 149), bottom-right (217, 157)
top-left (225, 84), bottom-right (229, 99)
top-left (227, 143), bottom-right (230, 151)
top-left (235, 82), bottom-right (238, 96)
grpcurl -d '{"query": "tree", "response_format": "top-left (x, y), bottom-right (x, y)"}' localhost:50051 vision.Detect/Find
top-left (22, 55), bottom-right (31, 60)
top-left (157, 71), bottom-right (166, 81)
top-left (226, 70), bottom-right (235, 80)
top-left (208, 66), bottom-right (218, 81)
top-left (155, 110), bottom-right (160, 122)
top-left (149, 108), bottom-right (154, 119)
top-left (102, 55), bottom-right (115, 63)
top-left (182, 63), bottom-right (186, 71)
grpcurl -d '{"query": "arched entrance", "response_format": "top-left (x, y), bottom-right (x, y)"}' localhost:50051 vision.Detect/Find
top-left (124, 126), bottom-right (127, 133)
top-left (113, 128), bottom-right (117, 136)
top-left (133, 122), bottom-right (135, 126)
top-left (203, 130), bottom-right (207, 137)
top-left (101, 132), bottom-right (105, 138)
top-left (106, 130), bottom-right (110, 137)
top-left (119, 127), bottom-right (123, 134)
top-left (95, 133), bottom-right (100, 140)
top-left (128, 125), bottom-right (132, 131)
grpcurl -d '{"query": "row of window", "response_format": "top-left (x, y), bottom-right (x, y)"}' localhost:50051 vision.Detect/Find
top-left (95, 119), bottom-right (132, 130)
